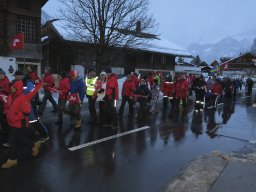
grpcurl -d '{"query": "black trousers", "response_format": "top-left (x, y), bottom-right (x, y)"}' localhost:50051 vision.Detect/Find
top-left (195, 89), bottom-right (205, 102)
top-left (88, 96), bottom-right (97, 120)
top-left (0, 101), bottom-right (4, 125)
top-left (137, 98), bottom-right (147, 120)
top-left (195, 89), bottom-right (205, 110)
top-left (57, 98), bottom-right (67, 122)
top-left (31, 92), bottom-right (39, 115)
top-left (98, 101), bottom-right (105, 125)
top-left (119, 96), bottom-right (134, 115)
top-left (103, 97), bottom-right (117, 126)
top-left (176, 98), bottom-right (187, 108)
top-left (9, 127), bottom-right (34, 160)
top-left (38, 90), bottom-right (58, 114)
top-left (247, 86), bottom-right (253, 96)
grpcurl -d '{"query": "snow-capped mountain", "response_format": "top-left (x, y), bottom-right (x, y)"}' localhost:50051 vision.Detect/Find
top-left (188, 35), bottom-right (255, 63)
top-left (251, 39), bottom-right (256, 54)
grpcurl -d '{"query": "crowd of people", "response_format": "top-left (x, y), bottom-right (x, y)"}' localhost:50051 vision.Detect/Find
top-left (0, 64), bottom-right (255, 169)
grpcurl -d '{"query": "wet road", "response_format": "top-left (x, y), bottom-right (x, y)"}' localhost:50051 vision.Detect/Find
top-left (0, 90), bottom-right (256, 192)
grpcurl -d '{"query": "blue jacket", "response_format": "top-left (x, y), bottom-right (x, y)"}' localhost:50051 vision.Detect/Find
top-left (23, 79), bottom-right (36, 120)
top-left (70, 77), bottom-right (86, 102)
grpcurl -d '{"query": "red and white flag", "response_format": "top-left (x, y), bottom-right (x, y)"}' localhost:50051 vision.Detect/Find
top-left (10, 33), bottom-right (24, 49)
top-left (67, 93), bottom-right (81, 104)
top-left (223, 63), bottom-right (228, 70)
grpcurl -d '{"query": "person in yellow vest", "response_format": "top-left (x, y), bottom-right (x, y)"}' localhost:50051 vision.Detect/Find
top-left (85, 69), bottom-right (98, 124)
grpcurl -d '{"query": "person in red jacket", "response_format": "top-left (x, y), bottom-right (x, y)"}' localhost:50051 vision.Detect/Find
top-left (55, 72), bottom-right (70, 124)
top-left (118, 74), bottom-right (135, 117)
top-left (102, 68), bottom-right (119, 129)
top-left (38, 67), bottom-right (58, 115)
top-left (147, 73), bottom-right (154, 89)
top-left (175, 76), bottom-right (189, 109)
top-left (211, 79), bottom-right (223, 108)
top-left (130, 72), bottom-right (140, 88)
top-left (162, 75), bottom-right (175, 108)
top-left (0, 69), bottom-right (10, 132)
top-left (1, 80), bottom-right (41, 168)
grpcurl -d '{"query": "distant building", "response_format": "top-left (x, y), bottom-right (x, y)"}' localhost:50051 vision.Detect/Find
top-left (41, 10), bottom-right (192, 75)
top-left (197, 61), bottom-right (212, 74)
top-left (0, 0), bottom-right (47, 75)
top-left (210, 60), bottom-right (219, 67)
top-left (220, 52), bottom-right (256, 77)
top-left (175, 62), bottom-right (201, 75)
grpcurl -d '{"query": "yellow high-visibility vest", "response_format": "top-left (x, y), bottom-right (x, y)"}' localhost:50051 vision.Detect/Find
top-left (85, 77), bottom-right (98, 96)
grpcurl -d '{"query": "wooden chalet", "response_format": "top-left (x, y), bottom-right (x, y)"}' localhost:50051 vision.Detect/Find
top-left (220, 52), bottom-right (256, 77)
top-left (41, 10), bottom-right (192, 75)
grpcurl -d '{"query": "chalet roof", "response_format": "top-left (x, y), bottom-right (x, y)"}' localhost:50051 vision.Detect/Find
top-left (41, 10), bottom-right (192, 57)
top-left (198, 61), bottom-right (209, 67)
top-left (220, 52), bottom-right (256, 65)
top-left (201, 66), bottom-right (212, 71)
top-left (210, 60), bottom-right (219, 66)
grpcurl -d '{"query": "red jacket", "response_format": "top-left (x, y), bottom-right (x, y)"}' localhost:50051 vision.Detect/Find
top-left (43, 73), bottom-right (55, 91)
top-left (131, 75), bottom-right (140, 87)
top-left (28, 71), bottom-right (41, 84)
top-left (147, 75), bottom-right (154, 88)
top-left (212, 83), bottom-right (222, 96)
top-left (162, 81), bottom-right (175, 97)
top-left (59, 77), bottom-right (70, 100)
top-left (122, 80), bottom-right (135, 97)
top-left (96, 79), bottom-right (106, 90)
top-left (5, 80), bottom-right (31, 128)
top-left (106, 74), bottom-right (119, 100)
top-left (0, 76), bottom-right (10, 96)
top-left (176, 79), bottom-right (189, 99)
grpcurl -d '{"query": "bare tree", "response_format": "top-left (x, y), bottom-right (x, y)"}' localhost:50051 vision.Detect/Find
top-left (59, 0), bottom-right (156, 72)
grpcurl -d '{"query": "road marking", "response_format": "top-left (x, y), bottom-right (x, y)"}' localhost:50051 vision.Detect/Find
top-left (240, 96), bottom-right (251, 99)
top-left (217, 134), bottom-right (248, 142)
top-left (68, 126), bottom-right (151, 151)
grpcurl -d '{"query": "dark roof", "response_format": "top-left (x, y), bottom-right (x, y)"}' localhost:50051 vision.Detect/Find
top-left (198, 61), bottom-right (208, 67)
top-left (210, 60), bottom-right (219, 66)
top-left (220, 52), bottom-right (256, 65)
top-left (41, 0), bottom-right (48, 7)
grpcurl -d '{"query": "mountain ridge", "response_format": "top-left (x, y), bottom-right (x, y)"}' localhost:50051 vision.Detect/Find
top-left (188, 35), bottom-right (255, 63)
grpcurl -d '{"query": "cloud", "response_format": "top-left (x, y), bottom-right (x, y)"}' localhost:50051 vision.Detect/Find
top-left (150, 0), bottom-right (256, 46)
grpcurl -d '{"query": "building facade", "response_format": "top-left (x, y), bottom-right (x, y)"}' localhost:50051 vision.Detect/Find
top-left (0, 0), bottom-right (47, 76)
top-left (41, 10), bottom-right (192, 76)
top-left (220, 52), bottom-right (256, 77)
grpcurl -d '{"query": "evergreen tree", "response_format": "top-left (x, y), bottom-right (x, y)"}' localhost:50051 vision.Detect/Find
top-left (177, 56), bottom-right (184, 64)
top-left (191, 55), bottom-right (201, 66)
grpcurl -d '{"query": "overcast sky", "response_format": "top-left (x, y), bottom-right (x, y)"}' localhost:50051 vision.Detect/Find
top-left (43, 0), bottom-right (256, 47)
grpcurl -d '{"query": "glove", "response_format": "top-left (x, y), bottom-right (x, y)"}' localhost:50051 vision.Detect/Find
top-left (98, 89), bottom-right (105, 94)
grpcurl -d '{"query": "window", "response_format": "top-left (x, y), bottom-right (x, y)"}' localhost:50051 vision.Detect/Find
top-left (18, 64), bottom-right (38, 74)
top-left (161, 55), bottom-right (167, 65)
top-left (16, 15), bottom-right (36, 43)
